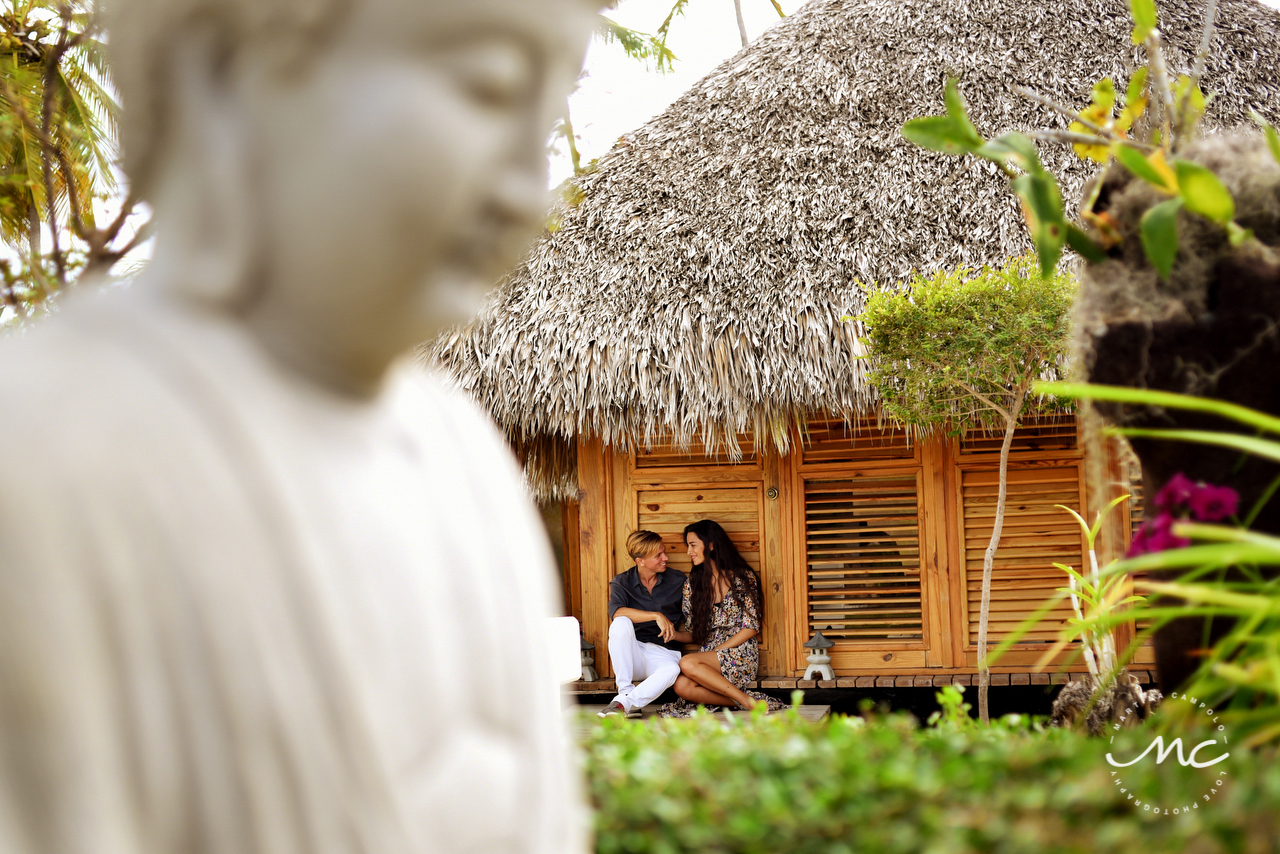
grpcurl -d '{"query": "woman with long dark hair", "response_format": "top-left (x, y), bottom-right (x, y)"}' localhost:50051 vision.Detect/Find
top-left (658, 519), bottom-right (787, 716)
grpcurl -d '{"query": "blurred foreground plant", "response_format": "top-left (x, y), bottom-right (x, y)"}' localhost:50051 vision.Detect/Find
top-left (0, 1), bottom-right (148, 320)
top-left (902, 0), bottom-right (1279, 279)
top-left (582, 699), bottom-right (1279, 853)
top-left (1021, 381), bottom-right (1280, 747)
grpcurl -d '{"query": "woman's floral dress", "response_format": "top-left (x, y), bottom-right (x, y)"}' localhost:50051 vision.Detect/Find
top-left (658, 576), bottom-right (787, 717)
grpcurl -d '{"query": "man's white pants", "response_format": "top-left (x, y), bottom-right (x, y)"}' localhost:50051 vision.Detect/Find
top-left (609, 616), bottom-right (682, 712)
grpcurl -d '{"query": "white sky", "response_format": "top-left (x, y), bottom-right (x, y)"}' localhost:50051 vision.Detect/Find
top-left (549, 0), bottom-right (806, 186)
top-left (550, 0), bottom-right (1280, 187)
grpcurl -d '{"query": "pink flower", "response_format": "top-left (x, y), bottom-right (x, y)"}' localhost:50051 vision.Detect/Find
top-left (1127, 512), bottom-right (1190, 557)
top-left (1188, 484), bottom-right (1239, 522)
top-left (1154, 472), bottom-right (1196, 512)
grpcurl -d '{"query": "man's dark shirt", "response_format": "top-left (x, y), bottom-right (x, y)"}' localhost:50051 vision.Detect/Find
top-left (608, 566), bottom-right (688, 650)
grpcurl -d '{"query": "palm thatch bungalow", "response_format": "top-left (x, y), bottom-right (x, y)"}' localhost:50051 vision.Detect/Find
top-left (432, 0), bottom-right (1280, 685)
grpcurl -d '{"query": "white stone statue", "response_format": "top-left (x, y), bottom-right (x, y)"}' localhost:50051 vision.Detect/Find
top-left (0, 1), bottom-right (594, 853)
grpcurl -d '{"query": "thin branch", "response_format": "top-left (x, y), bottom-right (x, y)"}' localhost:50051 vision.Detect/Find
top-left (1145, 30), bottom-right (1177, 144)
top-left (1190, 0), bottom-right (1218, 85)
top-left (1016, 86), bottom-right (1113, 139)
top-left (732, 0), bottom-right (749, 47)
top-left (954, 379), bottom-right (1012, 422)
top-left (1027, 129), bottom-right (1156, 152)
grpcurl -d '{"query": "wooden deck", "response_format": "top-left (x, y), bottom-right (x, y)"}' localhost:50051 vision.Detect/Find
top-left (567, 670), bottom-right (1157, 695)
top-left (576, 704), bottom-right (831, 725)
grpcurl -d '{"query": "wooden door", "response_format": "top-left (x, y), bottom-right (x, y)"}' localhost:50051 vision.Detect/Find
top-left (613, 433), bottom-right (791, 675)
top-left (789, 415), bottom-right (949, 672)
top-left (954, 415), bottom-right (1091, 668)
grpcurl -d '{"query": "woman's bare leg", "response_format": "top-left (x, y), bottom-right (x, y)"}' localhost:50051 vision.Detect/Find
top-left (673, 674), bottom-right (737, 707)
top-left (679, 651), bottom-right (754, 708)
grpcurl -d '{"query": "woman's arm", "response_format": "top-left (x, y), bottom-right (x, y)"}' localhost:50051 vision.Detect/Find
top-left (713, 627), bottom-right (757, 650)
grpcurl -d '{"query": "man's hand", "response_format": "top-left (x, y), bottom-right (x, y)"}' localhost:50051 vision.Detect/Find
top-left (654, 612), bottom-right (676, 642)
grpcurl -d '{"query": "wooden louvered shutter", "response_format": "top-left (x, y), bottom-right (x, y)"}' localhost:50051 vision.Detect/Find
top-left (961, 461), bottom-right (1086, 645)
top-left (803, 472), bottom-right (925, 642)
top-left (637, 486), bottom-right (762, 577)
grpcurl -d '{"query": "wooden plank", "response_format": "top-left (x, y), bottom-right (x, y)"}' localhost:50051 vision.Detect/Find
top-left (1031, 673), bottom-right (1050, 685)
top-left (563, 498), bottom-right (582, 622)
top-left (762, 449), bottom-right (786, 676)
top-left (1010, 673), bottom-right (1030, 685)
top-left (855, 676), bottom-right (876, 687)
top-left (577, 436), bottom-right (615, 677)
top-left (933, 674), bottom-right (952, 686)
top-left (895, 676), bottom-right (915, 687)
top-left (875, 676), bottom-right (894, 687)
top-left (615, 452), bottom-right (636, 576)
top-left (990, 673), bottom-right (1010, 686)
top-left (915, 675), bottom-right (934, 687)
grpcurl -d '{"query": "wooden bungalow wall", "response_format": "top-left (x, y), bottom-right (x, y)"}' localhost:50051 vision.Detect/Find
top-left (566, 415), bottom-right (1150, 680)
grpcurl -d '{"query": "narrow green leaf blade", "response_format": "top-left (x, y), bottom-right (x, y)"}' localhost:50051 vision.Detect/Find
top-left (1129, 0), bottom-right (1158, 43)
top-left (1249, 111), bottom-right (1280, 166)
top-left (1035, 381), bottom-right (1280, 436)
top-left (902, 116), bottom-right (981, 155)
top-left (1140, 197), bottom-right (1183, 279)
top-left (1118, 426), bottom-right (1280, 467)
top-left (1175, 160), bottom-right (1235, 224)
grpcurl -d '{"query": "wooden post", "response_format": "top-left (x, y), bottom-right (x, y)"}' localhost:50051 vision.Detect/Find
top-left (918, 435), bottom-right (955, 668)
top-left (562, 499), bottom-right (582, 622)
top-left (761, 448), bottom-right (790, 676)
top-left (576, 435), bottom-right (614, 677)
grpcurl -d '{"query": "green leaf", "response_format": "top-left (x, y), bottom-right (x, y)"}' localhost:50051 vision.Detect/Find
top-left (1129, 0), bottom-right (1158, 43)
top-left (902, 116), bottom-right (982, 155)
top-left (1065, 223), bottom-right (1107, 263)
top-left (1012, 173), bottom-right (1065, 276)
top-left (1035, 382), bottom-right (1280, 436)
top-left (943, 78), bottom-right (985, 148)
top-left (1118, 427), bottom-right (1280, 467)
top-left (1125, 67), bottom-right (1150, 107)
top-left (1173, 76), bottom-right (1207, 129)
top-left (1140, 197), bottom-right (1182, 279)
top-left (1249, 111), bottom-right (1280, 166)
top-left (975, 132), bottom-right (1042, 172)
top-left (1174, 160), bottom-right (1235, 224)
top-left (1091, 78), bottom-right (1117, 113)
top-left (1112, 143), bottom-right (1177, 193)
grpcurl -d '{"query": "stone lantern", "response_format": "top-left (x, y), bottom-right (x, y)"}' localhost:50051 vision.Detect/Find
top-left (803, 631), bottom-right (835, 681)
top-left (580, 636), bottom-right (598, 682)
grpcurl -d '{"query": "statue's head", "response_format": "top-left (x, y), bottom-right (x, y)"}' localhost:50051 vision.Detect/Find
top-left (105, 0), bottom-right (595, 393)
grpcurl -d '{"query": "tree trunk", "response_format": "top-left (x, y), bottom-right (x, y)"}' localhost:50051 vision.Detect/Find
top-left (977, 397), bottom-right (1023, 723)
top-left (733, 0), bottom-right (749, 47)
top-left (28, 204), bottom-right (42, 259)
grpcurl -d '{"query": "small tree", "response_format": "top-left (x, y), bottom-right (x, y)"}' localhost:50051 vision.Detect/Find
top-left (858, 255), bottom-right (1074, 722)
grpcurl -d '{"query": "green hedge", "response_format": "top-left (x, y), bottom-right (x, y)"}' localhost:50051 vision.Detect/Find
top-left (582, 703), bottom-right (1280, 853)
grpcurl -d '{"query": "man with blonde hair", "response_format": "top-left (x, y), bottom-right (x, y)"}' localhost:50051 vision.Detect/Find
top-left (599, 530), bottom-right (691, 717)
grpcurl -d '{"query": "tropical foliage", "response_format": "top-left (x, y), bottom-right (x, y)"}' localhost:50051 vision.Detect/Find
top-left (0, 0), bottom-right (142, 319)
top-left (858, 255), bottom-right (1075, 723)
top-left (583, 697), bottom-right (1280, 853)
top-left (901, 0), bottom-right (1280, 279)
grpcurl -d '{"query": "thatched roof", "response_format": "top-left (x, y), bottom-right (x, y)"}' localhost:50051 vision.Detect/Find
top-left (432, 0), bottom-right (1280, 500)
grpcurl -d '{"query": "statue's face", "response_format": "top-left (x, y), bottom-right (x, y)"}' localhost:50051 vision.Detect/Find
top-left (242, 0), bottom-right (594, 388)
